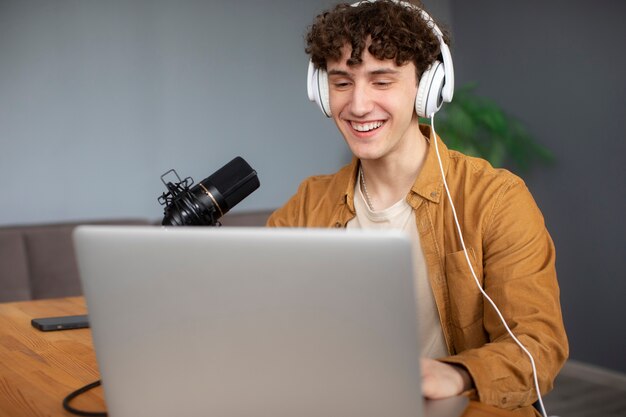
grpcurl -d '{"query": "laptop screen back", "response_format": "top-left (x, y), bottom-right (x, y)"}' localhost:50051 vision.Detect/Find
top-left (74, 226), bottom-right (423, 417)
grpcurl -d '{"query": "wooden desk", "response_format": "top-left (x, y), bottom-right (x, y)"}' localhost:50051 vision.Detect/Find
top-left (0, 297), bottom-right (515, 417)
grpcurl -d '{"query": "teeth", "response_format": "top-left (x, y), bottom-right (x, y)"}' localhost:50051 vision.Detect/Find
top-left (351, 121), bottom-right (384, 132)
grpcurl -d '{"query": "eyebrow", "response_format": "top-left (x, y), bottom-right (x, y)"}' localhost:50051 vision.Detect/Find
top-left (327, 68), bottom-right (401, 76)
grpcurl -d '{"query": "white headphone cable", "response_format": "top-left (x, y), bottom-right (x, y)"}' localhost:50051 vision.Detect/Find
top-left (429, 115), bottom-right (550, 417)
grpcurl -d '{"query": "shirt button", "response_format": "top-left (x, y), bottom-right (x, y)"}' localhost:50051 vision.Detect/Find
top-left (334, 222), bottom-right (342, 228)
top-left (430, 191), bottom-right (438, 198)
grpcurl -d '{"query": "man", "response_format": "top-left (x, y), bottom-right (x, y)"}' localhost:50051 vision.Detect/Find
top-left (267, 1), bottom-right (568, 415)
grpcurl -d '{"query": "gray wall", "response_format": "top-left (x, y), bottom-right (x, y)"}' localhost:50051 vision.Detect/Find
top-left (0, 0), bottom-right (344, 226)
top-left (449, 0), bottom-right (626, 372)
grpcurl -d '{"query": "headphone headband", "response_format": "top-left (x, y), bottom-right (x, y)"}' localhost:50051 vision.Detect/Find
top-left (306, 0), bottom-right (454, 118)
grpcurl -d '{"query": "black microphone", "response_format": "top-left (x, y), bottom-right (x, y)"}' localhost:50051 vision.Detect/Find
top-left (158, 156), bottom-right (260, 226)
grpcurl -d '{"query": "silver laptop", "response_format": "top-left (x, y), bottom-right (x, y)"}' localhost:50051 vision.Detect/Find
top-left (74, 225), bottom-right (467, 417)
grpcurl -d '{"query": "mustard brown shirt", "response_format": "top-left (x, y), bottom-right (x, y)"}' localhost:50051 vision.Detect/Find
top-left (267, 125), bottom-right (568, 415)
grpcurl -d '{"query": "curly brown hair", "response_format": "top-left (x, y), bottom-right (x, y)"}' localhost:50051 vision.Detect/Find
top-left (305, 0), bottom-right (450, 78)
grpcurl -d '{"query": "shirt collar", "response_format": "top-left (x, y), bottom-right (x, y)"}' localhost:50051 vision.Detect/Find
top-left (343, 156), bottom-right (359, 213)
top-left (409, 124), bottom-right (448, 205)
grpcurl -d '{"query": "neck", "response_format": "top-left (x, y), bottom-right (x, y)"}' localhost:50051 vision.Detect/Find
top-left (359, 125), bottom-right (429, 210)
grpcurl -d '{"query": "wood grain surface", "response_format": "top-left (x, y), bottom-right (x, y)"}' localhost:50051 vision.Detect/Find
top-left (0, 297), bottom-right (517, 417)
top-left (0, 297), bottom-right (104, 417)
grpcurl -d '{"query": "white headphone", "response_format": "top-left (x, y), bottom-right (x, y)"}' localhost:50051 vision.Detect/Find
top-left (306, 0), bottom-right (454, 118)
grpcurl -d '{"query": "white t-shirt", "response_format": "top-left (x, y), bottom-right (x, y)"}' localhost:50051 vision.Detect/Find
top-left (347, 178), bottom-right (448, 358)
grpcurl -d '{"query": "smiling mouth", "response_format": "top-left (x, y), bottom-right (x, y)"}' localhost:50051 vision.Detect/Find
top-left (350, 120), bottom-right (385, 132)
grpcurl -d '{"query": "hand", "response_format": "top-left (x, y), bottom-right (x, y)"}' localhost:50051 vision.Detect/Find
top-left (420, 358), bottom-right (473, 399)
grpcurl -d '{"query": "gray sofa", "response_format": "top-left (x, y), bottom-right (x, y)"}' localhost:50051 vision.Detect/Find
top-left (0, 211), bottom-right (272, 302)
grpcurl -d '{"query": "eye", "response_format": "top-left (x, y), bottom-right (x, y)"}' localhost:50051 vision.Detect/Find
top-left (373, 80), bottom-right (393, 88)
top-left (331, 80), bottom-right (352, 90)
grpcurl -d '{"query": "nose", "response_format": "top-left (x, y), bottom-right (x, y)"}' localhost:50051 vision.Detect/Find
top-left (349, 83), bottom-right (374, 117)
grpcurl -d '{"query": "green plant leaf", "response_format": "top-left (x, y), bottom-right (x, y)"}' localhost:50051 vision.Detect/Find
top-left (431, 82), bottom-right (554, 173)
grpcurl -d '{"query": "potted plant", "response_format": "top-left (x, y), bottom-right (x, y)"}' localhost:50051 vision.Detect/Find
top-left (421, 83), bottom-right (554, 173)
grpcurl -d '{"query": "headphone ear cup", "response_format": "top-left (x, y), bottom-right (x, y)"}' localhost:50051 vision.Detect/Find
top-left (415, 60), bottom-right (445, 118)
top-left (317, 69), bottom-right (331, 117)
top-left (307, 61), bottom-right (332, 117)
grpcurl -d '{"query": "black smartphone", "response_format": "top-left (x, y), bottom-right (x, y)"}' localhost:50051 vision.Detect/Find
top-left (31, 314), bottom-right (90, 331)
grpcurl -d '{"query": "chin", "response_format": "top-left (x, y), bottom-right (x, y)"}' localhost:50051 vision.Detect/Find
top-left (346, 145), bottom-right (382, 161)
top-left (342, 132), bottom-right (389, 161)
